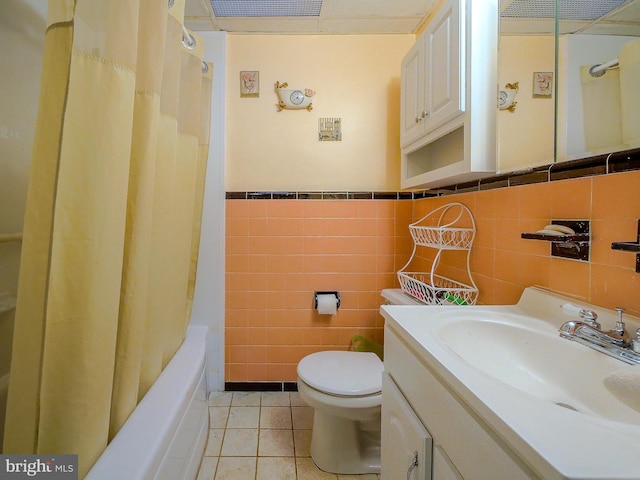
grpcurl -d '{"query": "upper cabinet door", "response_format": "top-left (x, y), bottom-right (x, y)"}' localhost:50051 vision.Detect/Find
top-left (400, 0), bottom-right (464, 150)
top-left (400, 0), bottom-right (497, 189)
top-left (400, 38), bottom-right (426, 148)
top-left (424, 0), bottom-right (463, 133)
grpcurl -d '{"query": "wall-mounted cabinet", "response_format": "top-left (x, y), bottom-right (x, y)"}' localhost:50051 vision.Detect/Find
top-left (400, 0), bottom-right (498, 189)
top-left (400, 0), bottom-right (462, 149)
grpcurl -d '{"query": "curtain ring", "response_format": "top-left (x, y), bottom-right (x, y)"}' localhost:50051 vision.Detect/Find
top-left (182, 26), bottom-right (195, 50)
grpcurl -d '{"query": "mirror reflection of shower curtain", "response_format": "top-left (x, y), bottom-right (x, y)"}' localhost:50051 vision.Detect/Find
top-left (580, 37), bottom-right (640, 153)
top-left (579, 65), bottom-right (622, 152)
top-left (619, 38), bottom-right (640, 147)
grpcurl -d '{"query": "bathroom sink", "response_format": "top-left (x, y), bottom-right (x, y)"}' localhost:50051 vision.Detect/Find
top-left (381, 286), bottom-right (640, 479)
top-left (433, 313), bottom-right (640, 424)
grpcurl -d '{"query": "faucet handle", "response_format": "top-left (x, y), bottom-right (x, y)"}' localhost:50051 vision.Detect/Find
top-left (634, 329), bottom-right (640, 354)
top-left (579, 309), bottom-right (600, 328)
top-left (611, 307), bottom-right (630, 345)
top-left (614, 307), bottom-right (626, 331)
top-left (560, 303), bottom-right (600, 328)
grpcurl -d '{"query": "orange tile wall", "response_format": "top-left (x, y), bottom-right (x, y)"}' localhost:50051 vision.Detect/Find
top-left (225, 199), bottom-right (414, 382)
top-left (225, 170), bottom-right (640, 382)
top-left (415, 171), bottom-right (640, 312)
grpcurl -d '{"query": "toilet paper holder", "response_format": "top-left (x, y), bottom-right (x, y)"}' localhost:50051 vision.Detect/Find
top-left (314, 291), bottom-right (340, 310)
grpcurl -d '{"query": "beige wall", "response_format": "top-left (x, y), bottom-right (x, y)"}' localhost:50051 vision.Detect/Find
top-left (225, 34), bottom-right (414, 192)
top-left (498, 35), bottom-right (556, 173)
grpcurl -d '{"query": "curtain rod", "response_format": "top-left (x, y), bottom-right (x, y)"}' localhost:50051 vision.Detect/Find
top-left (589, 58), bottom-right (619, 77)
top-left (169, 1), bottom-right (207, 73)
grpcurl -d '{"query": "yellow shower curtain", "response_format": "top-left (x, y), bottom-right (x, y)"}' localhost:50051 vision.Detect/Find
top-left (579, 65), bottom-right (622, 152)
top-left (3, 0), bottom-right (212, 477)
top-left (619, 38), bottom-right (640, 147)
top-left (580, 37), bottom-right (640, 153)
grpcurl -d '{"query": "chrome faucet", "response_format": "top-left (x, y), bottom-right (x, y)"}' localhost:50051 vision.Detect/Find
top-left (560, 318), bottom-right (629, 348)
top-left (559, 305), bottom-right (639, 365)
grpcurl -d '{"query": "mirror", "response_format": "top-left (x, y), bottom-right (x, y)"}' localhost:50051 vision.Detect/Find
top-left (498, 1), bottom-right (556, 173)
top-left (556, 0), bottom-right (640, 162)
top-left (497, 0), bottom-right (640, 173)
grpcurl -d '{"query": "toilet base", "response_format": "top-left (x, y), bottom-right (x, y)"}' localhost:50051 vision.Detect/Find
top-left (310, 408), bottom-right (381, 475)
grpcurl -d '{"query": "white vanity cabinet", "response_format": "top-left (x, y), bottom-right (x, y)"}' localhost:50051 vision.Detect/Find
top-left (381, 373), bottom-right (432, 480)
top-left (382, 325), bottom-right (538, 480)
top-left (400, 0), bottom-right (462, 149)
top-left (400, 0), bottom-right (498, 189)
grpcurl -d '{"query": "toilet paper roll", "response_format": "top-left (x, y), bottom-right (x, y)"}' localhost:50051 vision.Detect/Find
top-left (316, 293), bottom-right (338, 315)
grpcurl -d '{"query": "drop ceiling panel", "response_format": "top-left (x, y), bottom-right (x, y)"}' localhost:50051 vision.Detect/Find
top-left (320, 0), bottom-right (438, 19)
top-left (184, 0), bottom-right (640, 35)
top-left (318, 17), bottom-right (426, 34)
top-left (185, 0), bottom-right (435, 33)
top-left (210, 0), bottom-right (322, 17)
top-left (211, 17), bottom-right (321, 33)
top-left (604, 0), bottom-right (640, 22)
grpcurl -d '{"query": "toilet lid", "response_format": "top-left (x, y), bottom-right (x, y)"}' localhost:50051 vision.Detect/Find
top-left (297, 351), bottom-right (383, 396)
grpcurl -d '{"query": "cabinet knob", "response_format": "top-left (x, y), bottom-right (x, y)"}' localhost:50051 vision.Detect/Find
top-left (421, 111), bottom-right (428, 118)
top-left (415, 116), bottom-right (421, 123)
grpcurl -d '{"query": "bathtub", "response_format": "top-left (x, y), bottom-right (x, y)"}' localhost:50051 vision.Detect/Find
top-left (86, 325), bottom-right (209, 480)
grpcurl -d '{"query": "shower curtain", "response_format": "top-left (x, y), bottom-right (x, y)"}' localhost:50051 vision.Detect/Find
top-left (580, 37), bottom-right (640, 153)
top-left (2, 0), bottom-right (212, 477)
top-left (619, 38), bottom-right (640, 147)
top-left (579, 65), bottom-right (622, 152)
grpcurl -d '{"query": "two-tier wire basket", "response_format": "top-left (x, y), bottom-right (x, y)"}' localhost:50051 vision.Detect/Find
top-left (398, 202), bottom-right (478, 305)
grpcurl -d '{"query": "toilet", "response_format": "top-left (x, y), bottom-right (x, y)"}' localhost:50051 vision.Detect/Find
top-left (296, 288), bottom-right (420, 474)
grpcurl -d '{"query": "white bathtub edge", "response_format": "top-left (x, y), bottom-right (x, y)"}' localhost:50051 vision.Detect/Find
top-left (86, 325), bottom-right (209, 480)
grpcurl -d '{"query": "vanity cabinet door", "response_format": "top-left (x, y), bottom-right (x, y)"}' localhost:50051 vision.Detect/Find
top-left (381, 373), bottom-right (432, 480)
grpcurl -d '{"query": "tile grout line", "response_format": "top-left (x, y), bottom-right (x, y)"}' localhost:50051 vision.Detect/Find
top-left (289, 395), bottom-right (300, 479)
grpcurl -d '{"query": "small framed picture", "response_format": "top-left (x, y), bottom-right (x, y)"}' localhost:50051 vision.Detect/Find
top-left (240, 71), bottom-right (259, 97)
top-left (532, 72), bottom-right (553, 97)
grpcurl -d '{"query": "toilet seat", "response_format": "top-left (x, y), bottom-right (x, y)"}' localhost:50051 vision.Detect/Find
top-left (297, 351), bottom-right (383, 397)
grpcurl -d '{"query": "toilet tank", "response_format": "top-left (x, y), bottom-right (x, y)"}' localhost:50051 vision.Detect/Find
top-left (381, 289), bottom-right (423, 306)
